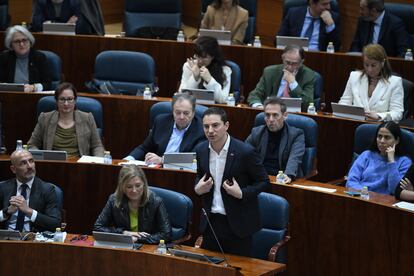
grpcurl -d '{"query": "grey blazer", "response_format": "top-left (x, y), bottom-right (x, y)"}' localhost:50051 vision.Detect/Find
top-left (28, 110), bottom-right (104, 156)
top-left (245, 123), bottom-right (305, 178)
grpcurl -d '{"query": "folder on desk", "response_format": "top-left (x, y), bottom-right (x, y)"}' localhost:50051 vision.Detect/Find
top-left (93, 231), bottom-right (134, 249)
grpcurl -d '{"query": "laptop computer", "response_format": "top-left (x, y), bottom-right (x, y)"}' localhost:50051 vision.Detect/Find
top-left (181, 88), bottom-right (215, 104)
top-left (331, 102), bottom-right (366, 121)
top-left (281, 97), bottom-right (302, 113)
top-left (29, 149), bottom-right (67, 161)
top-left (199, 28), bottom-right (231, 45)
top-left (0, 229), bottom-right (22, 240)
top-left (169, 248), bottom-right (224, 264)
top-left (0, 83), bottom-right (25, 92)
top-left (163, 152), bottom-right (196, 171)
top-left (276, 36), bottom-right (309, 51)
top-left (43, 22), bottom-right (76, 35)
top-left (93, 231), bottom-right (134, 249)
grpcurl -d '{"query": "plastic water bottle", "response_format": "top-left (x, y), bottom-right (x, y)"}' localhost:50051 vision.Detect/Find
top-left (253, 36), bottom-right (261, 48)
top-left (176, 30), bottom-right (185, 42)
top-left (405, 49), bottom-right (413, 61)
top-left (16, 140), bottom-right (23, 151)
top-left (276, 171), bottom-right (286, 184)
top-left (191, 159), bottom-right (197, 172)
top-left (103, 151), bottom-right (112, 165)
top-left (21, 22), bottom-right (27, 29)
top-left (227, 93), bottom-right (235, 106)
top-left (326, 42), bottom-right (335, 53)
top-left (360, 186), bottom-right (370, 200)
top-left (143, 87), bottom-right (152, 100)
top-left (307, 103), bottom-right (316, 114)
top-left (53, 227), bottom-right (64, 242)
top-left (156, 239), bottom-right (167, 254)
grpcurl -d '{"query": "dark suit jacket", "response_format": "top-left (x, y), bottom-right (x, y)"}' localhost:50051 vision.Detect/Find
top-left (350, 11), bottom-right (409, 57)
top-left (0, 177), bottom-right (61, 232)
top-left (195, 137), bottom-right (270, 239)
top-left (245, 123), bottom-right (305, 178)
top-left (277, 6), bottom-right (341, 51)
top-left (0, 49), bottom-right (51, 90)
top-left (32, 0), bottom-right (81, 32)
top-left (128, 114), bottom-right (205, 160)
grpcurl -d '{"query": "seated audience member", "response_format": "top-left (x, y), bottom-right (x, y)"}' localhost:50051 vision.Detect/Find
top-left (346, 121), bottom-right (412, 195)
top-left (339, 44), bottom-right (404, 122)
top-left (278, 0), bottom-right (340, 51)
top-left (94, 165), bottom-right (171, 244)
top-left (125, 93), bottom-right (205, 164)
top-left (245, 97), bottom-right (305, 182)
top-left (0, 150), bottom-right (61, 232)
top-left (0, 25), bottom-right (51, 92)
top-left (178, 36), bottom-right (231, 104)
top-left (201, 0), bottom-right (248, 45)
top-left (247, 45), bottom-right (316, 110)
top-left (31, 0), bottom-right (81, 32)
top-left (395, 165), bottom-right (414, 202)
top-left (28, 82), bottom-right (105, 157)
top-left (350, 0), bottom-right (409, 57)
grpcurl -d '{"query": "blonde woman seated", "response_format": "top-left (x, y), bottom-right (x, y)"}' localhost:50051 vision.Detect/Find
top-left (179, 36), bottom-right (231, 104)
top-left (201, 0), bottom-right (248, 45)
top-left (339, 44), bottom-right (404, 122)
top-left (94, 165), bottom-right (172, 244)
top-left (28, 82), bottom-right (104, 157)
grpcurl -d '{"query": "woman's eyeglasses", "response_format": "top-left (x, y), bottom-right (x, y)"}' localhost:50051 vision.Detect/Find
top-left (58, 97), bottom-right (75, 104)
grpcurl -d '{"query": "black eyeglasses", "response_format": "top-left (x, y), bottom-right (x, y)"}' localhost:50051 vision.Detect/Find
top-left (69, 234), bottom-right (88, 242)
top-left (12, 38), bottom-right (29, 45)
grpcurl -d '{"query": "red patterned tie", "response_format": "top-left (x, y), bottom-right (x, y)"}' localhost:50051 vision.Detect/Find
top-left (282, 82), bottom-right (290, 98)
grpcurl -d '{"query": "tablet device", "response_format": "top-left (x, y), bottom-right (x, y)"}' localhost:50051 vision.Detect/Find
top-left (181, 88), bottom-right (215, 104)
top-left (0, 229), bottom-right (22, 240)
top-left (276, 36), bottom-right (309, 51)
top-left (43, 22), bottom-right (76, 35)
top-left (0, 83), bottom-right (25, 92)
top-left (199, 28), bottom-right (231, 45)
top-left (163, 152), bottom-right (196, 171)
top-left (281, 97), bottom-right (302, 113)
top-left (93, 231), bottom-right (134, 249)
top-left (331, 102), bottom-right (366, 121)
top-left (29, 149), bottom-right (67, 161)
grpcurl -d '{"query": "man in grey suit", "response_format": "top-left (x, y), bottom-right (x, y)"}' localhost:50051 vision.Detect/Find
top-left (246, 97), bottom-right (305, 183)
top-left (0, 150), bottom-right (61, 232)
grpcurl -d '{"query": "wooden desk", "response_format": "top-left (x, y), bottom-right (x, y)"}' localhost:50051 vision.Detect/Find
top-left (0, 239), bottom-right (285, 275)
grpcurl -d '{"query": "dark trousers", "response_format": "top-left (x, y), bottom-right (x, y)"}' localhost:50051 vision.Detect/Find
top-left (201, 213), bottom-right (252, 257)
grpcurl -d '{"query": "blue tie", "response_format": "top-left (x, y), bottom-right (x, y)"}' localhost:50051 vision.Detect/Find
top-left (304, 17), bottom-right (316, 40)
top-left (15, 184), bottom-right (28, 232)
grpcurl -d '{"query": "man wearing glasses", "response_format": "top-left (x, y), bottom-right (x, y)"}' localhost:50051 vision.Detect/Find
top-left (0, 150), bottom-right (61, 232)
top-left (124, 93), bottom-right (205, 165)
top-left (247, 45), bottom-right (316, 111)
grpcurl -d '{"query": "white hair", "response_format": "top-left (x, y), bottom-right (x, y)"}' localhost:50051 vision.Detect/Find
top-left (4, 25), bottom-right (35, 50)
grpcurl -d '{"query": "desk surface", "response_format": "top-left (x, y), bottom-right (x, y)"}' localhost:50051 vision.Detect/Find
top-left (0, 238), bottom-right (285, 276)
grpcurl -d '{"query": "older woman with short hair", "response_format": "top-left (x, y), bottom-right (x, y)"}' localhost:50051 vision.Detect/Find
top-left (339, 43), bottom-right (404, 122)
top-left (0, 25), bottom-right (51, 92)
top-left (94, 165), bottom-right (172, 244)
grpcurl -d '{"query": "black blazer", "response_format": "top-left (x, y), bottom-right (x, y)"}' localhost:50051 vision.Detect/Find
top-left (128, 114), bottom-right (205, 160)
top-left (350, 11), bottom-right (409, 57)
top-left (277, 6), bottom-right (341, 51)
top-left (32, 0), bottom-right (81, 32)
top-left (93, 192), bottom-right (172, 244)
top-left (195, 137), bottom-right (270, 239)
top-left (0, 177), bottom-right (61, 232)
top-left (0, 49), bottom-right (52, 90)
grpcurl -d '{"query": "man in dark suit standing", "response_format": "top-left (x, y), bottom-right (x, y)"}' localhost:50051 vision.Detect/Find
top-left (0, 150), bottom-right (61, 232)
top-left (125, 93), bottom-right (205, 165)
top-left (278, 0), bottom-right (341, 51)
top-left (350, 0), bottom-right (409, 57)
top-left (194, 107), bottom-right (270, 257)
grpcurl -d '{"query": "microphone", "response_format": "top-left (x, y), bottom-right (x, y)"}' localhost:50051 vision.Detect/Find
top-left (201, 208), bottom-right (233, 268)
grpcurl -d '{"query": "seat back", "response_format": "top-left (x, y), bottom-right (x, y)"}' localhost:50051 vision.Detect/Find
top-left (52, 183), bottom-right (63, 211)
top-left (226, 60), bottom-right (241, 102)
top-left (254, 112), bottom-right (318, 176)
top-left (385, 3), bottom-right (414, 49)
top-left (39, 50), bottom-right (62, 90)
top-left (283, 0), bottom-right (339, 18)
top-left (124, 0), bottom-right (182, 37)
top-left (93, 50), bottom-right (155, 95)
top-left (149, 101), bottom-right (208, 129)
top-left (37, 96), bottom-right (104, 136)
top-left (402, 78), bottom-right (414, 119)
top-left (314, 71), bottom-right (323, 110)
top-left (251, 192), bottom-right (289, 263)
top-left (149, 186), bottom-right (193, 242)
top-left (0, 2), bottom-right (9, 31)
top-left (354, 124), bottom-right (414, 162)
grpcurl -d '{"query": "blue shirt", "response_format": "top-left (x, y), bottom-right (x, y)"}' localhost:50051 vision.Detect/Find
top-left (346, 150), bottom-right (412, 195)
top-left (372, 11), bottom-right (385, 44)
top-left (300, 9), bottom-right (335, 51)
top-left (164, 122), bottom-right (191, 153)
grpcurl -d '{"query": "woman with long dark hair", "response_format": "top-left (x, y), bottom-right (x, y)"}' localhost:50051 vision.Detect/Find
top-left (179, 36), bottom-right (231, 104)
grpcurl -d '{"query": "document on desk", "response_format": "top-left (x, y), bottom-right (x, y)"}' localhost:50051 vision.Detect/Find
top-left (118, 160), bottom-right (147, 166)
top-left (77, 156), bottom-right (105, 164)
top-left (393, 201), bottom-right (414, 212)
top-left (293, 184), bottom-right (337, 193)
